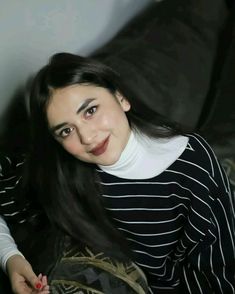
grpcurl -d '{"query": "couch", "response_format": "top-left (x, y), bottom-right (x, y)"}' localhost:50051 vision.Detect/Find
top-left (92, 0), bottom-right (235, 185)
top-left (0, 0), bottom-right (235, 292)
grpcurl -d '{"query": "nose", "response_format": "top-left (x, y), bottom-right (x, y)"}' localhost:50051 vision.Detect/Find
top-left (78, 123), bottom-right (97, 145)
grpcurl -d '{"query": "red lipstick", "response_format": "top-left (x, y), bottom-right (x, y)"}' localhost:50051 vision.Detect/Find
top-left (90, 136), bottom-right (110, 156)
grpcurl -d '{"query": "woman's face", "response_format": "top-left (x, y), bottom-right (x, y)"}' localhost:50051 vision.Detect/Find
top-left (47, 84), bottom-right (131, 166)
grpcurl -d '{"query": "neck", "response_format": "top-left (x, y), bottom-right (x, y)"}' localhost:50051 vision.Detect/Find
top-left (99, 131), bottom-right (139, 172)
top-left (98, 131), bottom-right (188, 179)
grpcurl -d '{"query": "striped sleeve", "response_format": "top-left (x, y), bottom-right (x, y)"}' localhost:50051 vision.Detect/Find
top-left (181, 134), bottom-right (235, 293)
top-left (0, 153), bottom-right (34, 224)
top-left (0, 154), bottom-right (27, 271)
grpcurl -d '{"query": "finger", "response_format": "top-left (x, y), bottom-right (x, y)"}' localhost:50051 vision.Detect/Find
top-left (32, 289), bottom-right (50, 294)
top-left (12, 281), bottom-right (32, 294)
top-left (35, 281), bottom-right (43, 290)
top-left (25, 272), bottom-right (43, 290)
top-left (41, 275), bottom-right (48, 286)
top-left (35, 287), bottom-right (50, 294)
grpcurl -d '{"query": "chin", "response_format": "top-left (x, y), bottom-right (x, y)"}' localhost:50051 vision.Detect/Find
top-left (98, 153), bottom-right (121, 166)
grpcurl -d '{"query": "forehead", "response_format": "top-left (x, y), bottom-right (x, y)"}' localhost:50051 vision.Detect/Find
top-left (46, 84), bottom-right (116, 123)
top-left (51, 84), bottom-right (104, 101)
top-left (48, 84), bottom-right (113, 109)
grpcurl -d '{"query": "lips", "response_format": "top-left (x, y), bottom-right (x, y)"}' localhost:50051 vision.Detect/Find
top-left (90, 136), bottom-right (110, 156)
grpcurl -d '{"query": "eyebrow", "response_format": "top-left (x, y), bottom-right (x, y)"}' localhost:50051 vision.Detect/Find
top-left (50, 98), bottom-right (96, 134)
top-left (76, 98), bottom-right (96, 114)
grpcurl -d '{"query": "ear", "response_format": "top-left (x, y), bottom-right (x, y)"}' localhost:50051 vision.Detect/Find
top-left (115, 91), bottom-right (131, 112)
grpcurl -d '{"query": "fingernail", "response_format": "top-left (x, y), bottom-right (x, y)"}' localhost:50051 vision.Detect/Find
top-left (35, 282), bottom-right (42, 289)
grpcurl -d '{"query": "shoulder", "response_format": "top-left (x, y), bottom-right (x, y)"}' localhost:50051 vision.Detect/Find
top-left (180, 133), bottom-right (230, 193)
top-left (0, 153), bottom-right (25, 194)
top-left (0, 153), bottom-right (25, 177)
top-left (181, 133), bottom-right (219, 177)
top-left (0, 153), bottom-right (27, 223)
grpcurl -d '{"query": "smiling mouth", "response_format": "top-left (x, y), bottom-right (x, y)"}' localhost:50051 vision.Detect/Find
top-left (90, 136), bottom-right (110, 156)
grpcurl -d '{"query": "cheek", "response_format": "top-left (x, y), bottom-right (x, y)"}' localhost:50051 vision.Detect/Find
top-left (98, 110), bottom-right (126, 130)
top-left (61, 138), bottom-right (83, 156)
top-left (93, 113), bottom-right (112, 131)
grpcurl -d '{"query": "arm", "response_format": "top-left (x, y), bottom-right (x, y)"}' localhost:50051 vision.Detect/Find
top-left (0, 154), bottom-right (49, 292)
top-left (180, 184), bottom-right (235, 293)
top-left (0, 216), bottom-right (49, 294)
top-left (180, 134), bottom-right (235, 293)
top-left (0, 215), bottom-right (24, 272)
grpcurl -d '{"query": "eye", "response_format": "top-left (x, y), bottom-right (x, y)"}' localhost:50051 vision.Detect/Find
top-left (85, 106), bottom-right (97, 118)
top-left (58, 127), bottom-right (74, 138)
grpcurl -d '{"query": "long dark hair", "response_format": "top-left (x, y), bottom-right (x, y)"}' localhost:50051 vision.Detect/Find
top-left (27, 52), bottom-right (182, 259)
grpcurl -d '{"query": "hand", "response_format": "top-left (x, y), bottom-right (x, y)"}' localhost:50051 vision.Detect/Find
top-left (6, 255), bottom-right (50, 294)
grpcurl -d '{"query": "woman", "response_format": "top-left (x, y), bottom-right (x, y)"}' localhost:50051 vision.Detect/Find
top-left (1, 52), bottom-right (235, 293)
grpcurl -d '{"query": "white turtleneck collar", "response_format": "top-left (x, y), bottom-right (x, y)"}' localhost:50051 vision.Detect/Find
top-left (98, 131), bottom-right (188, 180)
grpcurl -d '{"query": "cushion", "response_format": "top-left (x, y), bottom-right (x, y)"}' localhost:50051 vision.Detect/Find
top-left (200, 6), bottom-right (235, 160)
top-left (48, 239), bottom-right (148, 294)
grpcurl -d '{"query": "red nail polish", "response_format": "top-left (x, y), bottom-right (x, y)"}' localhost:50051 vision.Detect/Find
top-left (35, 282), bottom-right (42, 289)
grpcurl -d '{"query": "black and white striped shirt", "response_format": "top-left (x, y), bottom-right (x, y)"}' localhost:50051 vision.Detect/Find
top-left (0, 153), bottom-right (32, 224)
top-left (0, 153), bottom-right (41, 270)
top-left (97, 134), bottom-right (235, 293)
